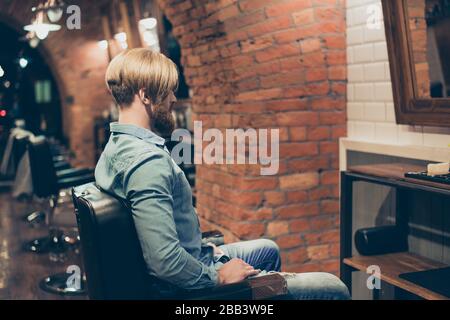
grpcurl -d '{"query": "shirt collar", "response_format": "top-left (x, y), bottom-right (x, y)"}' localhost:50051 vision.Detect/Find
top-left (109, 122), bottom-right (166, 147)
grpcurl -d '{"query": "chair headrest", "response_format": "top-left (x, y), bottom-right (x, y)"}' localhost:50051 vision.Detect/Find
top-left (73, 182), bottom-right (126, 222)
top-left (27, 136), bottom-right (58, 198)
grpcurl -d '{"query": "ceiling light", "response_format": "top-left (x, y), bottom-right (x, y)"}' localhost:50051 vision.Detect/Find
top-left (0, 66), bottom-right (4, 78)
top-left (25, 31), bottom-right (40, 48)
top-left (31, 0), bottom-right (65, 23)
top-left (97, 40), bottom-right (108, 50)
top-left (138, 18), bottom-right (160, 51)
top-left (24, 11), bottom-right (61, 40)
top-left (19, 58), bottom-right (29, 69)
top-left (139, 17), bottom-right (157, 30)
top-left (46, 0), bottom-right (65, 22)
top-left (47, 8), bottom-right (63, 22)
top-left (114, 32), bottom-right (128, 50)
top-left (29, 37), bottom-right (40, 48)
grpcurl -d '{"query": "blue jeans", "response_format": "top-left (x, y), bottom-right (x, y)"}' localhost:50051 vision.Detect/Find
top-left (217, 239), bottom-right (351, 300)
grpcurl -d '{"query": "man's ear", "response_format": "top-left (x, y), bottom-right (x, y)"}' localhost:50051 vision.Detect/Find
top-left (138, 89), bottom-right (151, 105)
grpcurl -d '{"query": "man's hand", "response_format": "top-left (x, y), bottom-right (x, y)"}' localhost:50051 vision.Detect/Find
top-left (217, 258), bottom-right (260, 285)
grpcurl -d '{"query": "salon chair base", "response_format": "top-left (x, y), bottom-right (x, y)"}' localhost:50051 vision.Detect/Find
top-left (39, 273), bottom-right (86, 296)
top-left (22, 210), bottom-right (46, 226)
top-left (24, 232), bottom-right (68, 256)
top-left (22, 190), bottom-right (74, 226)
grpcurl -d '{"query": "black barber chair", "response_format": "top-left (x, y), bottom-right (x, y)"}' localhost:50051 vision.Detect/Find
top-left (12, 135), bottom-right (29, 171)
top-left (24, 136), bottom-right (94, 254)
top-left (0, 134), bottom-right (31, 190)
top-left (71, 183), bottom-right (288, 300)
top-left (15, 135), bottom-right (71, 207)
top-left (22, 136), bottom-right (79, 225)
top-left (14, 135), bottom-right (70, 179)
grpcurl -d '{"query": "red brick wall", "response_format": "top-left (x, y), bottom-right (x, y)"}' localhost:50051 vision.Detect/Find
top-left (159, 0), bottom-right (347, 274)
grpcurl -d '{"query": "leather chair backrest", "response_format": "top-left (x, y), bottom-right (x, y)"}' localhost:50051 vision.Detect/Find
top-left (72, 182), bottom-right (165, 300)
top-left (28, 136), bottom-right (58, 198)
top-left (13, 135), bottom-right (29, 170)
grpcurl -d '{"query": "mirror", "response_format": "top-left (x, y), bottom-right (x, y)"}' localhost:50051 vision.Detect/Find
top-left (408, 0), bottom-right (450, 98)
top-left (382, 0), bottom-right (450, 127)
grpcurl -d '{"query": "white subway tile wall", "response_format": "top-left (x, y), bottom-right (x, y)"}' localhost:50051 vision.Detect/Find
top-left (346, 0), bottom-right (450, 147)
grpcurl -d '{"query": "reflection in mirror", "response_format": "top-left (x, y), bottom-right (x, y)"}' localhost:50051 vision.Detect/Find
top-left (407, 0), bottom-right (450, 98)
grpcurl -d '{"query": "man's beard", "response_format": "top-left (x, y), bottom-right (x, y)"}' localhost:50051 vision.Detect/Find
top-left (150, 104), bottom-right (175, 138)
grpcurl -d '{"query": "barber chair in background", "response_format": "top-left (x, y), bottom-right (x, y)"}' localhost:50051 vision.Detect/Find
top-left (24, 136), bottom-right (95, 254)
top-left (1, 131), bottom-right (72, 198)
top-left (12, 135), bottom-right (29, 171)
top-left (0, 128), bottom-right (34, 190)
top-left (23, 136), bottom-right (96, 295)
top-left (71, 183), bottom-right (288, 300)
top-left (20, 135), bottom-right (77, 225)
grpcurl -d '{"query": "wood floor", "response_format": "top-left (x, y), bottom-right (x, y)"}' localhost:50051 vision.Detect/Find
top-left (0, 190), bottom-right (87, 299)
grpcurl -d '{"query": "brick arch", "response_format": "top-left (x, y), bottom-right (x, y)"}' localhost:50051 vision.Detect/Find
top-left (0, 1), bottom-right (111, 167)
top-left (157, 0), bottom-right (347, 274)
top-left (0, 12), bottom-right (68, 131)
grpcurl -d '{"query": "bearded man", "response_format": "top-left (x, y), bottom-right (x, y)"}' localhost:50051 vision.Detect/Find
top-left (95, 48), bottom-right (350, 300)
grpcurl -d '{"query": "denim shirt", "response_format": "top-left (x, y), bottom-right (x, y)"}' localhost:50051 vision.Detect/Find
top-left (95, 122), bottom-right (218, 290)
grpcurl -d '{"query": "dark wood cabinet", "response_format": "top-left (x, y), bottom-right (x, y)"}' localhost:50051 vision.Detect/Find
top-left (340, 163), bottom-right (450, 300)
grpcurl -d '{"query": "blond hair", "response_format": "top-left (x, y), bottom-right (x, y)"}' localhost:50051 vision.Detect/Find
top-left (105, 48), bottom-right (179, 107)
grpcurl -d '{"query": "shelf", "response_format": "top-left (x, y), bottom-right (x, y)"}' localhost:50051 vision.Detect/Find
top-left (348, 163), bottom-right (450, 194)
top-left (344, 252), bottom-right (449, 300)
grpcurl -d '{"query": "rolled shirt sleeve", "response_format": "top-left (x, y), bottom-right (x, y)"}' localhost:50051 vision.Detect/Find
top-left (124, 152), bottom-right (219, 290)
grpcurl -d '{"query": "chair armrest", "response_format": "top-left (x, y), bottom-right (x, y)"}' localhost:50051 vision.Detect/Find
top-left (56, 168), bottom-right (93, 179)
top-left (184, 273), bottom-right (288, 300)
top-left (53, 155), bottom-right (67, 163)
top-left (201, 230), bottom-right (224, 246)
top-left (54, 160), bottom-right (71, 171)
top-left (57, 173), bottom-right (94, 189)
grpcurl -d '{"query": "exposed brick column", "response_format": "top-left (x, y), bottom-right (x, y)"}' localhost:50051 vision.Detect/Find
top-left (160, 0), bottom-right (347, 274)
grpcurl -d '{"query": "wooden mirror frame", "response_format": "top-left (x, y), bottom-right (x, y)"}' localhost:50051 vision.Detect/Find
top-left (382, 0), bottom-right (450, 127)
